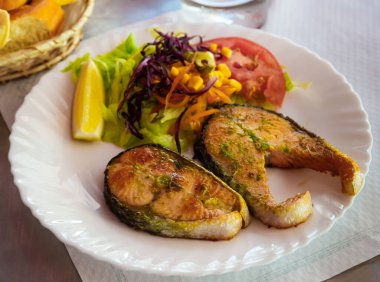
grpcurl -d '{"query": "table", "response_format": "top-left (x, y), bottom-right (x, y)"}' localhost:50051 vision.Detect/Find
top-left (1, 1), bottom-right (379, 281)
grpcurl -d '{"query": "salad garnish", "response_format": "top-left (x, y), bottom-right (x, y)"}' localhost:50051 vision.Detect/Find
top-left (65, 30), bottom-right (295, 153)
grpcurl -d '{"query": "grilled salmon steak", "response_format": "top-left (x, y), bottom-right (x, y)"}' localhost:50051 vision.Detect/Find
top-left (195, 105), bottom-right (362, 228)
top-left (104, 144), bottom-right (250, 240)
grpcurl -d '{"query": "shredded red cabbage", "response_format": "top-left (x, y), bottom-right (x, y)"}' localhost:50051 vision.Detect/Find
top-left (118, 30), bottom-right (215, 152)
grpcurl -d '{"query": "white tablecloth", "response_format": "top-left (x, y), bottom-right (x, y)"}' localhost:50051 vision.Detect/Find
top-left (1, 0), bottom-right (379, 281)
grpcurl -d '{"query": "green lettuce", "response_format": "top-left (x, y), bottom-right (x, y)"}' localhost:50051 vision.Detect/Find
top-left (114, 102), bottom-right (191, 152)
top-left (63, 33), bottom-right (139, 92)
top-left (62, 53), bottom-right (91, 80)
top-left (284, 72), bottom-right (294, 92)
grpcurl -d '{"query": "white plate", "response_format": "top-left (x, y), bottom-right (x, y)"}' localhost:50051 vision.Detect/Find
top-left (9, 14), bottom-right (372, 277)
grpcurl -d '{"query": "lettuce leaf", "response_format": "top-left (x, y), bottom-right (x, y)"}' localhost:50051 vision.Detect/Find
top-left (62, 53), bottom-right (91, 81)
top-left (122, 102), bottom-right (190, 151)
top-left (93, 34), bottom-right (139, 92)
top-left (284, 72), bottom-right (294, 92)
top-left (63, 33), bottom-right (139, 92)
top-left (102, 104), bottom-right (133, 147)
top-left (284, 72), bottom-right (312, 91)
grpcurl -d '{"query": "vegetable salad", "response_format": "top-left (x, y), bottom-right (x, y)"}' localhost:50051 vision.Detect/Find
top-left (64, 30), bottom-right (294, 152)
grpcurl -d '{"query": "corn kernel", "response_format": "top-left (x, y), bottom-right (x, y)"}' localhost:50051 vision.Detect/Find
top-left (221, 47), bottom-right (232, 59)
top-left (214, 79), bottom-right (223, 88)
top-left (217, 63), bottom-right (231, 78)
top-left (177, 66), bottom-right (187, 73)
top-left (212, 70), bottom-right (224, 81)
top-left (181, 73), bottom-right (191, 84)
top-left (228, 79), bottom-right (242, 92)
top-left (170, 66), bottom-right (179, 77)
top-left (187, 76), bottom-right (204, 91)
top-left (209, 43), bottom-right (218, 53)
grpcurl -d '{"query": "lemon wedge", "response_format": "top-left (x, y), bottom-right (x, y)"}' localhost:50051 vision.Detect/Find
top-left (72, 60), bottom-right (105, 141)
top-left (0, 9), bottom-right (10, 49)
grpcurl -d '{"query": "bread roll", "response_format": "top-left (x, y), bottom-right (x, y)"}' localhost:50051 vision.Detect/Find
top-left (11, 0), bottom-right (64, 35)
top-left (0, 0), bottom-right (64, 53)
top-left (0, 0), bottom-right (28, 11)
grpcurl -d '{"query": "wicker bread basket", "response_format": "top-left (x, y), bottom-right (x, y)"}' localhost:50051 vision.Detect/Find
top-left (0, 0), bottom-right (94, 83)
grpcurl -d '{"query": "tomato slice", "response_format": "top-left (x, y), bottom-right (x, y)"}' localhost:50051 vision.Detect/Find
top-left (201, 37), bottom-right (286, 107)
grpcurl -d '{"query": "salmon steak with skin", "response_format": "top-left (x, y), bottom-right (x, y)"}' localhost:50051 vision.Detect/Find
top-left (104, 144), bottom-right (250, 240)
top-left (195, 105), bottom-right (363, 228)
